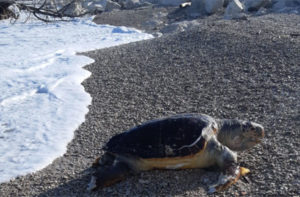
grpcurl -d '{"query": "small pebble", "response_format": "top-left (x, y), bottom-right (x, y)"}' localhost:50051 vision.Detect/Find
top-left (139, 179), bottom-right (150, 184)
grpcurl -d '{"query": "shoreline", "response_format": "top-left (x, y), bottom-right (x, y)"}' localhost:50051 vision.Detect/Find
top-left (0, 16), bottom-right (152, 185)
top-left (0, 7), bottom-right (299, 196)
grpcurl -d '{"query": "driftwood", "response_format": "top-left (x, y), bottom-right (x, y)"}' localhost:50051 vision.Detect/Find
top-left (0, 0), bottom-right (91, 22)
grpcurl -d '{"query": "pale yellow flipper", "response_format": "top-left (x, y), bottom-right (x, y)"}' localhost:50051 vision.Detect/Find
top-left (208, 167), bottom-right (250, 193)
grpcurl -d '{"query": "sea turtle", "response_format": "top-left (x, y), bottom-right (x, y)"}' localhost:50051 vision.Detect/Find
top-left (88, 114), bottom-right (264, 193)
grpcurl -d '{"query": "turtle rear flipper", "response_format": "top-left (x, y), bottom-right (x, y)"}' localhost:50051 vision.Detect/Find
top-left (208, 166), bottom-right (250, 193)
top-left (87, 160), bottom-right (133, 191)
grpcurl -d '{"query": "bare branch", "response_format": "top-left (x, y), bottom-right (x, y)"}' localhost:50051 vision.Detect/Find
top-left (1, 0), bottom-right (96, 22)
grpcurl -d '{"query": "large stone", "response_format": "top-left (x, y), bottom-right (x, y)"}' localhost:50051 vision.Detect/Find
top-left (64, 0), bottom-right (86, 16)
top-left (45, 0), bottom-right (84, 15)
top-left (123, 0), bottom-right (142, 9)
top-left (224, 0), bottom-right (244, 19)
top-left (244, 0), bottom-right (271, 12)
top-left (284, 0), bottom-right (300, 6)
top-left (188, 0), bottom-right (224, 16)
top-left (105, 0), bottom-right (121, 11)
top-left (190, 0), bottom-right (205, 10)
top-left (160, 0), bottom-right (187, 6)
top-left (43, 0), bottom-right (107, 15)
top-left (142, 0), bottom-right (160, 4)
top-left (188, 0), bottom-right (206, 17)
top-left (82, 0), bottom-right (107, 13)
top-left (272, 0), bottom-right (300, 11)
top-left (223, 0), bottom-right (231, 7)
top-left (204, 0), bottom-right (224, 14)
top-left (8, 3), bottom-right (19, 18)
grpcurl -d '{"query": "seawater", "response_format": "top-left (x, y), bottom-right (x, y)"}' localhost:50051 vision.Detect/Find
top-left (0, 14), bottom-right (153, 183)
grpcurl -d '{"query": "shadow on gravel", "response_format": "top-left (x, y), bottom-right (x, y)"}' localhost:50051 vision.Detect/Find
top-left (37, 168), bottom-right (93, 197)
top-left (37, 167), bottom-right (219, 197)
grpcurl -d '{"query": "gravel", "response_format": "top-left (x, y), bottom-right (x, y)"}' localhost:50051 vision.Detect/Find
top-left (0, 6), bottom-right (299, 197)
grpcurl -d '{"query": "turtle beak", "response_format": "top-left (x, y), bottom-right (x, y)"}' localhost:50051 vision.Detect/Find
top-left (247, 122), bottom-right (264, 145)
top-left (257, 126), bottom-right (265, 139)
top-left (255, 126), bottom-right (264, 144)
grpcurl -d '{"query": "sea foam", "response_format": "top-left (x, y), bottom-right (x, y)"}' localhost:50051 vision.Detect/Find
top-left (0, 14), bottom-right (153, 183)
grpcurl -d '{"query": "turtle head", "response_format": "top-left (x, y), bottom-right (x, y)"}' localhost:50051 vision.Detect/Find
top-left (217, 119), bottom-right (265, 152)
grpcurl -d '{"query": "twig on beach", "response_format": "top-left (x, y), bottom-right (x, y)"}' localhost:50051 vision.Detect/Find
top-left (1, 0), bottom-right (91, 22)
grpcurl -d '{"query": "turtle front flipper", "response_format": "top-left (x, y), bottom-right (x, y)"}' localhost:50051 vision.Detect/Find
top-left (87, 154), bottom-right (134, 191)
top-left (206, 137), bottom-right (249, 193)
top-left (208, 166), bottom-right (250, 193)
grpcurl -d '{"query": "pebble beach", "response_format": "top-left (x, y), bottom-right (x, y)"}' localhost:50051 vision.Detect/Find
top-left (0, 5), bottom-right (299, 197)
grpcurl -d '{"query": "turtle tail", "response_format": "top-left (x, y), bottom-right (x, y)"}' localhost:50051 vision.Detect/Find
top-left (88, 153), bottom-right (133, 191)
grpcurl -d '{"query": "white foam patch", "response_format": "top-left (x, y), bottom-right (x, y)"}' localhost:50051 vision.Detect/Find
top-left (0, 14), bottom-right (153, 183)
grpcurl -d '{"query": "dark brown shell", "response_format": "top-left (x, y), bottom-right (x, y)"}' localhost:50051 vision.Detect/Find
top-left (104, 114), bottom-right (215, 159)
